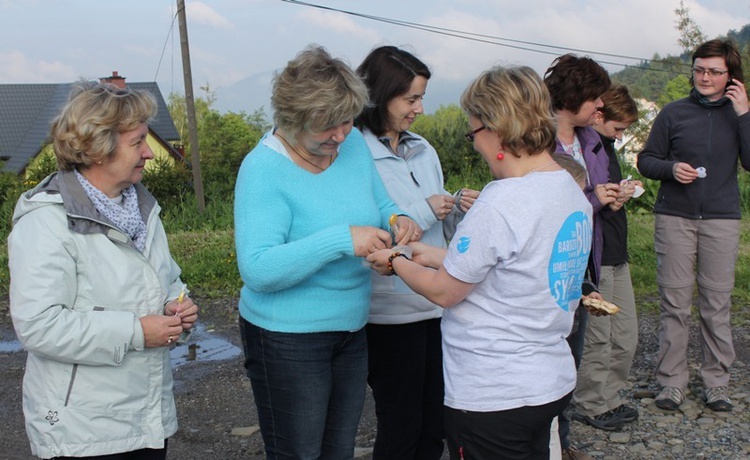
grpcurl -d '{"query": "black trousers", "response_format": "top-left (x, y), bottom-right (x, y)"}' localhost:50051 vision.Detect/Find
top-left (53, 440), bottom-right (167, 460)
top-left (366, 318), bottom-right (445, 460)
top-left (445, 394), bottom-right (571, 460)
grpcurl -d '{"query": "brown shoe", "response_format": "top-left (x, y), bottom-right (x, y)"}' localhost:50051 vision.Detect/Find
top-left (561, 444), bottom-right (593, 460)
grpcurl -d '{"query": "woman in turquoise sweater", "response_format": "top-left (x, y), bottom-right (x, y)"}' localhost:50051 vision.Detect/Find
top-left (234, 45), bottom-right (419, 459)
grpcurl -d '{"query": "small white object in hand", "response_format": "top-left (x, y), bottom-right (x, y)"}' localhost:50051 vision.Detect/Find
top-left (696, 167), bottom-right (707, 178)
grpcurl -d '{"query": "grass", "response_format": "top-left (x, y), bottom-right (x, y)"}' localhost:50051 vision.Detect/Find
top-left (3, 208), bottom-right (750, 326)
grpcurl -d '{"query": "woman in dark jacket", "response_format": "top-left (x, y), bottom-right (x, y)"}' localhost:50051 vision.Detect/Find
top-left (637, 39), bottom-right (750, 413)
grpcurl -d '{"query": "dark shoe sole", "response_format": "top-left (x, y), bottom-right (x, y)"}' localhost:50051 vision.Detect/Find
top-left (612, 407), bottom-right (639, 423)
top-left (706, 400), bottom-right (733, 411)
top-left (655, 399), bottom-right (680, 411)
top-left (572, 412), bottom-right (622, 431)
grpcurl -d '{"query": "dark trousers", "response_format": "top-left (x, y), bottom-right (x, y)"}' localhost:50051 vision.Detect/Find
top-left (52, 441), bottom-right (167, 460)
top-left (445, 394), bottom-right (571, 460)
top-left (366, 319), bottom-right (445, 460)
top-left (240, 317), bottom-right (368, 460)
top-left (559, 306), bottom-right (588, 450)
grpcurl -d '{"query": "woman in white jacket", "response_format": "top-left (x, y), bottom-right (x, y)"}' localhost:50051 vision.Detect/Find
top-left (8, 82), bottom-right (198, 459)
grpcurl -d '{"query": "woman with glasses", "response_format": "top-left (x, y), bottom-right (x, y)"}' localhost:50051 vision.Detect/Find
top-left (637, 39), bottom-right (750, 413)
top-left (8, 82), bottom-right (199, 459)
top-left (367, 65), bottom-right (593, 459)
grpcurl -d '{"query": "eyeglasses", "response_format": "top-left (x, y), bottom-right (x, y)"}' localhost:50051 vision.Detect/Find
top-left (464, 126), bottom-right (486, 142)
top-left (692, 67), bottom-right (729, 77)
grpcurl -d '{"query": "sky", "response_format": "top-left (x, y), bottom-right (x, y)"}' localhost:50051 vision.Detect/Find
top-left (1, 0), bottom-right (749, 115)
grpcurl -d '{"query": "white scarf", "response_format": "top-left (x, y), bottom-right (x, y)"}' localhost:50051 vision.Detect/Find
top-left (74, 169), bottom-right (147, 252)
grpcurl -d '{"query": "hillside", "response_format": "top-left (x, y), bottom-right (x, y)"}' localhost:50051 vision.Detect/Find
top-left (612, 23), bottom-right (750, 102)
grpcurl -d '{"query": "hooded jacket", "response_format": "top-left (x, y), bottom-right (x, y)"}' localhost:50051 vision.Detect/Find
top-left (363, 129), bottom-right (465, 324)
top-left (8, 170), bottom-right (184, 459)
top-left (637, 90), bottom-right (750, 219)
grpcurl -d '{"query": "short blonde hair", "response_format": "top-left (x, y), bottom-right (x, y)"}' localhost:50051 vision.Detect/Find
top-left (460, 66), bottom-right (556, 157)
top-left (51, 81), bottom-right (157, 171)
top-left (272, 45), bottom-right (368, 139)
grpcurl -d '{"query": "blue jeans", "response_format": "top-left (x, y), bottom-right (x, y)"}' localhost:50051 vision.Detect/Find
top-left (240, 317), bottom-right (368, 460)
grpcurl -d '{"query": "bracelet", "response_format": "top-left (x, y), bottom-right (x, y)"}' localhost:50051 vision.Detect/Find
top-left (387, 252), bottom-right (409, 276)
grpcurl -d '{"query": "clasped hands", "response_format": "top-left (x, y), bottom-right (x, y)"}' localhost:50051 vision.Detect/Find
top-left (351, 215), bottom-right (421, 257)
top-left (594, 179), bottom-right (642, 211)
top-left (366, 241), bottom-right (443, 276)
top-left (140, 296), bottom-right (199, 348)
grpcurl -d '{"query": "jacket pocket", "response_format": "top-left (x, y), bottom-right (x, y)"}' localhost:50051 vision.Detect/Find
top-left (64, 364), bottom-right (78, 407)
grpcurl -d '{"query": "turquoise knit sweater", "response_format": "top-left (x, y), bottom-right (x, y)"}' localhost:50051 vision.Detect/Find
top-left (234, 128), bottom-right (401, 333)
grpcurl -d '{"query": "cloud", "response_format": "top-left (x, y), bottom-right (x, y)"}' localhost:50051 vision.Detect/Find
top-left (0, 51), bottom-right (76, 83)
top-left (187, 1), bottom-right (233, 29)
top-left (301, 9), bottom-right (381, 44)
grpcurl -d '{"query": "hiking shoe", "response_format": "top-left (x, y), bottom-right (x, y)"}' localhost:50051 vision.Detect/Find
top-left (561, 444), bottom-right (593, 460)
top-left (704, 386), bottom-right (733, 411)
top-left (572, 410), bottom-right (623, 431)
top-left (610, 404), bottom-right (639, 423)
top-left (655, 386), bottom-right (685, 411)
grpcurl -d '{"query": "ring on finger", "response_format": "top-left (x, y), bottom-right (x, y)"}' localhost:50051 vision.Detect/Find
top-left (167, 335), bottom-right (173, 344)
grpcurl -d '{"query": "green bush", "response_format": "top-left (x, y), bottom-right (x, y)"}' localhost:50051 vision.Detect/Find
top-left (142, 157), bottom-right (193, 210)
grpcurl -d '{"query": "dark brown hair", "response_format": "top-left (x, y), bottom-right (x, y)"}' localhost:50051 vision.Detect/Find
top-left (355, 46), bottom-right (431, 136)
top-left (544, 54), bottom-right (611, 113)
top-left (691, 39), bottom-right (744, 84)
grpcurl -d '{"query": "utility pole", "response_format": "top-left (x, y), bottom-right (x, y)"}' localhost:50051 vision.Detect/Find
top-left (177, 0), bottom-right (205, 212)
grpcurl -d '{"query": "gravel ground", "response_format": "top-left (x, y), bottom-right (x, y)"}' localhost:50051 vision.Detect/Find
top-left (2, 297), bottom-right (750, 459)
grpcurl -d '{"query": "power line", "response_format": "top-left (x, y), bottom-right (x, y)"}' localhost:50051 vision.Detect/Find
top-left (280, 0), bottom-right (692, 72)
top-left (154, 10), bottom-right (180, 84)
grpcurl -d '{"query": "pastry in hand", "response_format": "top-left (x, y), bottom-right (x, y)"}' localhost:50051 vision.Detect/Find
top-left (582, 297), bottom-right (620, 315)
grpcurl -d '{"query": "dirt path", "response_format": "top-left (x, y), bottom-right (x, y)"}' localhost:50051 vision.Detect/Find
top-left (3, 298), bottom-right (750, 459)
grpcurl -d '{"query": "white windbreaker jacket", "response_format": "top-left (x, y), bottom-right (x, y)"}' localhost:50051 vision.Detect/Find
top-left (363, 129), bottom-right (466, 325)
top-left (8, 171), bottom-right (184, 459)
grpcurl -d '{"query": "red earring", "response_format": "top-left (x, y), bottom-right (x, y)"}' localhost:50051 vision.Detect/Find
top-left (496, 151), bottom-right (505, 161)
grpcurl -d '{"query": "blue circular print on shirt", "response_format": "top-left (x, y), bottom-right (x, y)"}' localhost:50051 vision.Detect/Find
top-left (548, 211), bottom-right (592, 311)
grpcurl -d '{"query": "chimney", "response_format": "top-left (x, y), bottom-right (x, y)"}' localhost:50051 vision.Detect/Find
top-left (100, 71), bottom-right (126, 89)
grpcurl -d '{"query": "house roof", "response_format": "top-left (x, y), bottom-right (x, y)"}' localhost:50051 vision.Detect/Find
top-left (0, 81), bottom-right (180, 174)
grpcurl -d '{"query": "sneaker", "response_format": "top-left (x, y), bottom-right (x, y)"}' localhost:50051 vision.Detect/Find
top-left (704, 386), bottom-right (733, 411)
top-left (572, 410), bottom-right (623, 431)
top-left (655, 386), bottom-right (685, 411)
top-left (561, 444), bottom-right (594, 460)
top-left (610, 404), bottom-right (639, 423)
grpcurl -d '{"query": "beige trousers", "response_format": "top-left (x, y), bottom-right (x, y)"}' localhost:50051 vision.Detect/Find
top-left (574, 262), bottom-right (638, 416)
top-left (653, 214), bottom-right (738, 389)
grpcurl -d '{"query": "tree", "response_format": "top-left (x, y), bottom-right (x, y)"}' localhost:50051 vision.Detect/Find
top-left (675, 0), bottom-right (707, 54)
top-left (411, 105), bottom-right (492, 192)
top-left (657, 74), bottom-right (691, 107)
top-left (167, 88), bottom-right (270, 201)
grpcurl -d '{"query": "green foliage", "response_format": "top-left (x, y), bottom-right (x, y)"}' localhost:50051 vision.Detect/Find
top-left (612, 56), bottom-right (688, 103)
top-left (24, 149), bottom-right (57, 185)
top-left (0, 172), bottom-right (24, 241)
top-left (161, 195), bottom-right (234, 233)
top-left (166, 228), bottom-right (240, 298)
top-left (199, 110), bottom-right (264, 199)
top-left (411, 105), bottom-right (490, 190)
top-left (619, 159), bottom-right (659, 215)
top-left (166, 89), bottom-right (269, 206)
top-left (657, 75), bottom-right (691, 108)
top-left (142, 156), bottom-right (193, 210)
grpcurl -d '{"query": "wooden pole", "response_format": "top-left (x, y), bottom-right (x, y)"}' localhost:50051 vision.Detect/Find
top-left (177, 0), bottom-right (205, 212)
